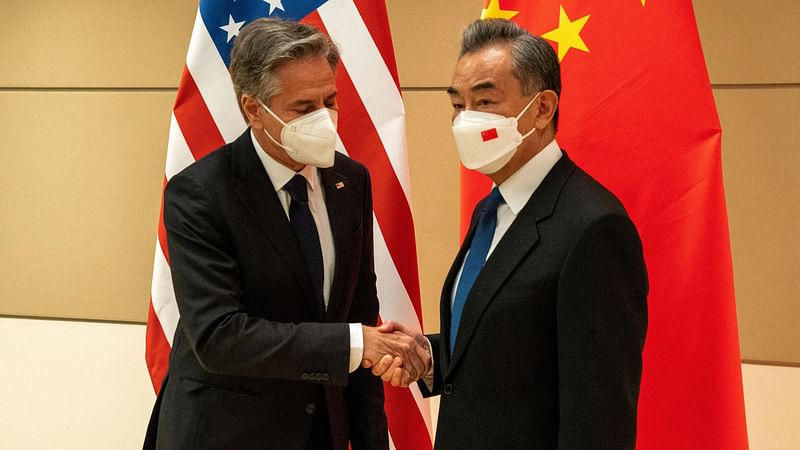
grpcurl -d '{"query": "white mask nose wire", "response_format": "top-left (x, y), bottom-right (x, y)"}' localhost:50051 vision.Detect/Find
top-left (516, 91), bottom-right (542, 140)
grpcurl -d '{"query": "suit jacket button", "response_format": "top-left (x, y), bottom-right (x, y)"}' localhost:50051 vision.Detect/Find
top-left (305, 403), bottom-right (316, 415)
top-left (443, 384), bottom-right (454, 395)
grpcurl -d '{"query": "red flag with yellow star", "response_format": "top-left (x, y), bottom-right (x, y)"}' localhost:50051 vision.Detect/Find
top-left (460, 1), bottom-right (748, 448)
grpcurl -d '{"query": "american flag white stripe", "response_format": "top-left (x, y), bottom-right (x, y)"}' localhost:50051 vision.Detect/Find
top-left (187, 9), bottom-right (247, 142)
top-left (373, 221), bottom-right (423, 333)
top-left (318, 0), bottom-right (413, 204)
top-left (150, 238), bottom-right (179, 346)
top-left (165, 114), bottom-right (196, 180)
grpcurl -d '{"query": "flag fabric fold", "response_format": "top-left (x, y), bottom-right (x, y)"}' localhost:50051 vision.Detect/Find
top-left (145, 1), bottom-right (432, 448)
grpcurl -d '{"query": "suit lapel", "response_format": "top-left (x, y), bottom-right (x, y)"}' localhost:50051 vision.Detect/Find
top-left (319, 166), bottom-right (350, 322)
top-left (229, 131), bottom-right (324, 322)
top-left (445, 154), bottom-right (577, 378)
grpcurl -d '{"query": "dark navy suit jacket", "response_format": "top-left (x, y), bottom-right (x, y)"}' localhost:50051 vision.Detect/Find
top-left (144, 130), bottom-right (387, 450)
top-left (423, 153), bottom-right (648, 449)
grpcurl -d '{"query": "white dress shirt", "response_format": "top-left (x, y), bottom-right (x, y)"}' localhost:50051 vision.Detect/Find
top-left (450, 139), bottom-right (563, 308)
top-left (251, 130), bottom-right (363, 372)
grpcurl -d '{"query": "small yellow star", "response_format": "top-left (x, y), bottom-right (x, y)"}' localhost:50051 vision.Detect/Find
top-left (542, 5), bottom-right (591, 62)
top-left (641, 0), bottom-right (646, 6)
top-left (481, 0), bottom-right (519, 20)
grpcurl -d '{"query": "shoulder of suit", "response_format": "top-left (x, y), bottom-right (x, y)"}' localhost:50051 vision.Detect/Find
top-left (332, 152), bottom-right (369, 179)
top-left (172, 143), bottom-right (233, 182)
top-left (561, 163), bottom-right (630, 218)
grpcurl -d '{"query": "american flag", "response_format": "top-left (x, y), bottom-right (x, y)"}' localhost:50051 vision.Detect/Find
top-left (144, 1), bottom-right (433, 448)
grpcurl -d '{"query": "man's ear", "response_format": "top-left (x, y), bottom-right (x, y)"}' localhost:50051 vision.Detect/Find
top-left (533, 90), bottom-right (559, 131)
top-left (241, 95), bottom-right (261, 127)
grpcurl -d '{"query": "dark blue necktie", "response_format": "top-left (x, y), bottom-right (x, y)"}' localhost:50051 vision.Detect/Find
top-left (450, 187), bottom-right (505, 352)
top-left (284, 174), bottom-right (325, 315)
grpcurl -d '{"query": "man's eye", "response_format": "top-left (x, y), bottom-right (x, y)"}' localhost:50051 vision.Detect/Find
top-left (478, 99), bottom-right (491, 106)
top-left (452, 103), bottom-right (465, 110)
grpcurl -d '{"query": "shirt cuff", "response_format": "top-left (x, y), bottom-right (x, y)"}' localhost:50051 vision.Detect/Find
top-left (348, 323), bottom-right (364, 373)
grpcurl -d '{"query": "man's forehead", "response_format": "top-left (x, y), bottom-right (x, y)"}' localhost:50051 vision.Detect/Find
top-left (450, 46), bottom-right (513, 94)
top-left (272, 56), bottom-right (337, 102)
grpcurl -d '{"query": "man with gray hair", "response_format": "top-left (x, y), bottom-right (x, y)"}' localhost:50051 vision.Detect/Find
top-left (375, 19), bottom-right (648, 448)
top-left (143, 18), bottom-right (429, 450)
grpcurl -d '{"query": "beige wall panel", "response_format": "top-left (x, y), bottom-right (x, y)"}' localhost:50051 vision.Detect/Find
top-left (0, 91), bottom-right (171, 322)
top-left (386, 0), bottom-right (484, 88)
top-left (404, 90), bottom-right (461, 333)
top-left (0, 1), bottom-right (196, 88)
top-left (695, 1), bottom-right (800, 85)
top-left (741, 364), bottom-right (800, 449)
top-left (714, 87), bottom-right (800, 363)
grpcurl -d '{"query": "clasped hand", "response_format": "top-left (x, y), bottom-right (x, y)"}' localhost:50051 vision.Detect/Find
top-left (361, 321), bottom-right (431, 388)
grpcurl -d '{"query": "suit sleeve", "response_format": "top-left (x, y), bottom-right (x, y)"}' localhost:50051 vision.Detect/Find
top-left (164, 172), bottom-right (351, 385)
top-left (417, 333), bottom-right (442, 397)
top-left (342, 166), bottom-right (389, 450)
top-left (556, 213), bottom-right (648, 449)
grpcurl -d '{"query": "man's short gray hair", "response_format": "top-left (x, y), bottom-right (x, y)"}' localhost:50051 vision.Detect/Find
top-left (230, 18), bottom-right (339, 116)
top-left (460, 19), bottom-right (562, 130)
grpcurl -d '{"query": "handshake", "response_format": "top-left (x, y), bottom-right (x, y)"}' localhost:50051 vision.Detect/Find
top-left (361, 321), bottom-right (431, 388)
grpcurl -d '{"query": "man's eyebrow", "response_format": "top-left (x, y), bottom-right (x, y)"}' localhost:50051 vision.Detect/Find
top-left (447, 82), bottom-right (497, 96)
top-left (288, 91), bottom-right (337, 107)
top-left (470, 81), bottom-right (496, 92)
top-left (289, 99), bottom-right (315, 107)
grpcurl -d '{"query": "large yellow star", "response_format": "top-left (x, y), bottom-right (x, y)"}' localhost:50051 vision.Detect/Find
top-left (542, 5), bottom-right (591, 62)
top-left (641, 0), bottom-right (646, 6)
top-left (481, 0), bottom-right (519, 20)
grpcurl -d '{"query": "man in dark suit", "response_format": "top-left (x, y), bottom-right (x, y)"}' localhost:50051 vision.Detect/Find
top-left (374, 19), bottom-right (648, 449)
top-left (144, 18), bottom-right (429, 450)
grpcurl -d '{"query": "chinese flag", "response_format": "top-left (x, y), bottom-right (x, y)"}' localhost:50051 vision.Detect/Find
top-left (461, 1), bottom-right (748, 448)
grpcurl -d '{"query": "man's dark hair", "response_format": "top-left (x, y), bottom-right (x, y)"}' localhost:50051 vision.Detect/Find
top-left (230, 18), bottom-right (339, 118)
top-left (460, 19), bottom-right (562, 130)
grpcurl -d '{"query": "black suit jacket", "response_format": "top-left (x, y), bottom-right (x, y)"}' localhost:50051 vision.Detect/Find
top-left (422, 153), bottom-right (648, 449)
top-left (144, 130), bottom-right (388, 450)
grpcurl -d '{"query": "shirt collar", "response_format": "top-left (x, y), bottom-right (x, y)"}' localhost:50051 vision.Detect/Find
top-left (250, 128), bottom-right (317, 192)
top-left (497, 139), bottom-right (562, 215)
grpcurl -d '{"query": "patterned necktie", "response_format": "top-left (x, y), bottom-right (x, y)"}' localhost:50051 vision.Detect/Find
top-left (450, 187), bottom-right (505, 352)
top-left (284, 174), bottom-right (325, 315)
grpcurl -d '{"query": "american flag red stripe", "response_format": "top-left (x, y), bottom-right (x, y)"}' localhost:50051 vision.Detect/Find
top-left (172, 68), bottom-right (226, 159)
top-left (146, 0), bottom-right (432, 447)
top-left (156, 177), bottom-right (169, 263)
top-left (145, 300), bottom-right (169, 389)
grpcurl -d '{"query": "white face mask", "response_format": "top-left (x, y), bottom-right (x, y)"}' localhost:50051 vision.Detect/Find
top-left (452, 92), bottom-right (541, 174)
top-left (259, 101), bottom-right (338, 168)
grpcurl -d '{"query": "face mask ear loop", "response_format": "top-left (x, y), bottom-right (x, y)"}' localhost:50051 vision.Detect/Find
top-left (258, 100), bottom-right (289, 127)
top-left (257, 100), bottom-right (292, 152)
top-left (261, 125), bottom-right (290, 152)
top-left (516, 91), bottom-right (543, 141)
top-left (515, 91), bottom-right (542, 121)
